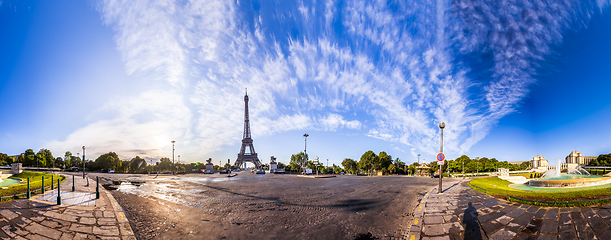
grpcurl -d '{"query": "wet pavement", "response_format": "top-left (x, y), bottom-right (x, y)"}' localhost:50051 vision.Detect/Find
top-left (407, 179), bottom-right (611, 240)
top-left (91, 172), bottom-right (444, 239)
top-left (0, 172), bottom-right (135, 239)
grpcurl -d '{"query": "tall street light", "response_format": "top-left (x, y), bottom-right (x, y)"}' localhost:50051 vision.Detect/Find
top-left (439, 122), bottom-right (445, 194)
top-left (418, 154), bottom-right (421, 165)
top-left (171, 141), bottom-right (175, 174)
top-left (303, 134), bottom-right (309, 173)
top-left (82, 146), bottom-right (86, 179)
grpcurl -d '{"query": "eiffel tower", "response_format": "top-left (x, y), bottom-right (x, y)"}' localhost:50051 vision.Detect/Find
top-left (234, 89), bottom-right (262, 169)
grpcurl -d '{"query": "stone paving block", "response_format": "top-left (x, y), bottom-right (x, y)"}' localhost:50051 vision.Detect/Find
top-left (559, 224), bottom-right (575, 233)
top-left (597, 209), bottom-right (611, 219)
top-left (24, 222), bottom-right (61, 240)
top-left (540, 221), bottom-right (558, 233)
top-left (0, 210), bottom-right (18, 221)
top-left (487, 228), bottom-right (516, 240)
top-left (526, 206), bottom-right (539, 213)
top-left (546, 208), bottom-right (559, 219)
top-left (72, 233), bottom-right (89, 240)
top-left (56, 214), bottom-right (77, 223)
top-left (78, 217), bottom-right (96, 225)
top-left (537, 233), bottom-right (556, 240)
top-left (442, 222), bottom-right (463, 234)
top-left (463, 226), bottom-right (486, 240)
top-left (424, 216), bottom-right (444, 224)
top-left (68, 223), bottom-right (93, 234)
top-left (423, 224), bottom-right (445, 236)
top-left (500, 205), bottom-right (517, 213)
top-left (586, 215), bottom-right (609, 231)
top-left (512, 212), bottom-right (535, 226)
top-left (506, 208), bottom-right (525, 218)
top-left (1, 223), bottom-right (28, 238)
top-left (496, 215), bottom-right (513, 225)
top-left (442, 215), bottom-right (459, 222)
top-left (421, 236), bottom-right (450, 240)
top-left (574, 225), bottom-right (596, 240)
top-left (13, 216), bottom-right (32, 228)
top-left (24, 233), bottom-right (52, 240)
top-left (476, 207), bottom-right (493, 215)
top-left (534, 209), bottom-right (547, 219)
top-left (558, 231), bottom-right (577, 240)
top-left (559, 212), bottom-right (572, 225)
top-left (97, 218), bottom-right (117, 226)
top-left (523, 218), bottom-right (543, 234)
top-left (58, 232), bottom-right (73, 240)
top-left (103, 211), bottom-right (114, 218)
top-left (481, 220), bottom-right (504, 236)
top-left (478, 211), bottom-right (505, 224)
top-left (594, 228), bottom-right (611, 239)
top-left (93, 226), bottom-right (120, 236)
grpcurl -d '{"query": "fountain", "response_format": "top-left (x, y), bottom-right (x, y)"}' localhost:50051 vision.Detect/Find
top-left (528, 159), bottom-right (611, 188)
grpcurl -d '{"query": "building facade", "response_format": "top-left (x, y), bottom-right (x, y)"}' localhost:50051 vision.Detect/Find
top-left (530, 155), bottom-right (548, 168)
top-left (565, 151), bottom-right (597, 165)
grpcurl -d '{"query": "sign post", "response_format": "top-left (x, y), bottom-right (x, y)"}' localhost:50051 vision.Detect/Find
top-left (438, 122), bottom-right (445, 194)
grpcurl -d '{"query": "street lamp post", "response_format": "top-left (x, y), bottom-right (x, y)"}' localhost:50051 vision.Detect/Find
top-left (303, 134), bottom-right (309, 174)
top-left (418, 154), bottom-right (420, 165)
top-left (439, 122), bottom-right (445, 194)
top-left (171, 141), bottom-right (175, 174)
top-left (82, 146), bottom-right (86, 179)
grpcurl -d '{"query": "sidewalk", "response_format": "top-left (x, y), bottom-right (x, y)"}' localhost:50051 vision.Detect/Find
top-left (407, 179), bottom-right (611, 240)
top-left (0, 172), bottom-right (135, 239)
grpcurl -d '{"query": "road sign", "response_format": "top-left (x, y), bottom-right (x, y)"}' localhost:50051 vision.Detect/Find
top-left (437, 153), bottom-right (445, 162)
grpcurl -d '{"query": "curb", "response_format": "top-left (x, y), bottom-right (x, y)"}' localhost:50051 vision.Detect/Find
top-left (405, 188), bottom-right (434, 240)
top-left (103, 186), bottom-right (136, 239)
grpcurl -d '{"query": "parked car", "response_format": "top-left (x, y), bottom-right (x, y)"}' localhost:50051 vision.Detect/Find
top-left (204, 170), bottom-right (213, 174)
top-left (273, 169), bottom-right (285, 174)
top-left (256, 170), bottom-right (265, 174)
top-left (108, 170), bottom-right (115, 173)
top-left (161, 171), bottom-right (172, 174)
top-left (219, 169), bottom-right (229, 174)
top-left (431, 174), bottom-right (440, 178)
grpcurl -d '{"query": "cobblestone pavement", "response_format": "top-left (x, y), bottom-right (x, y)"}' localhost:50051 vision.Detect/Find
top-left (0, 172), bottom-right (135, 239)
top-left (407, 179), bottom-right (611, 240)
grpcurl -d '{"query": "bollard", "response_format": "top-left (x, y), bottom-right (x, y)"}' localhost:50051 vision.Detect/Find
top-left (57, 179), bottom-right (61, 205)
top-left (51, 175), bottom-right (54, 190)
top-left (42, 176), bottom-right (45, 194)
top-left (72, 175), bottom-right (75, 192)
top-left (96, 176), bottom-right (100, 199)
top-left (27, 177), bottom-right (30, 199)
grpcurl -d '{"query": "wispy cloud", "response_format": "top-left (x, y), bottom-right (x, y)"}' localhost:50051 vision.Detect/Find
top-left (46, 0), bottom-right (607, 161)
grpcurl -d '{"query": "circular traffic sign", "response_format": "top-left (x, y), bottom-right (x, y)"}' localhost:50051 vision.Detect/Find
top-left (437, 153), bottom-right (445, 162)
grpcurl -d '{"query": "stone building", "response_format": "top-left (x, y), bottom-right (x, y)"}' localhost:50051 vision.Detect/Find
top-left (530, 155), bottom-right (548, 168)
top-left (565, 151), bottom-right (597, 165)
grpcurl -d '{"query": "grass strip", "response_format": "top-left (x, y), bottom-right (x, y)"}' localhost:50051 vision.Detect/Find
top-left (468, 176), bottom-right (611, 207)
top-left (0, 171), bottom-right (66, 202)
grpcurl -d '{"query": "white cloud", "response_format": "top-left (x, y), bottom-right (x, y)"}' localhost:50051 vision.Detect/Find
top-left (45, 0), bottom-right (603, 162)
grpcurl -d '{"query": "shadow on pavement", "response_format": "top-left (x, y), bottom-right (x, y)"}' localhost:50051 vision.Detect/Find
top-left (463, 202), bottom-right (484, 240)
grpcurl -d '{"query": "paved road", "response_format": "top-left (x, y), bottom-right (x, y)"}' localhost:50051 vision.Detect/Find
top-left (90, 172), bottom-right (451, 240)
top-left (408, 179), bottom-right (611, 240)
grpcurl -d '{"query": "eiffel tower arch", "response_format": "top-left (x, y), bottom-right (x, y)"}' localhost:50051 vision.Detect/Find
top-left (234, 89), bottom-right (262, 169)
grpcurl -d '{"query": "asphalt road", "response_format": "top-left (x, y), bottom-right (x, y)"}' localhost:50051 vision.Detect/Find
top-left (87, 172), bottom-right (451, 240)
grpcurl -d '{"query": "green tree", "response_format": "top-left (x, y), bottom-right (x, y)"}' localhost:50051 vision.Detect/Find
top-left (21, 149), bottom-right (36, 167)
top-left (277, 162), bottom-right (286, 170)
top-left (94, 152), bottom-right (122, 171)
top-left (341, 158), bottom-right (358, 174)
top-left (359, 150), bottom-right (378, 176)
top-left (54, 157), bottom-right (63, 168)
top-left (129, 156), bottom-right (147, 173)
top-left (289, 152), bottom-right (308, 172)
top-left (378, 151), bottom-right (393, 174)
top-left (388, 164), bottom-right (396, 174)
top-left (158, 157), bottom-right (173, 171)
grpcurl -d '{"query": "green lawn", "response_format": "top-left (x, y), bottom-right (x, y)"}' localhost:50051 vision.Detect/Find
top-left (469, 177), bottom-right (611, 207)
top-left (0, 171), bottom-right (65, 201)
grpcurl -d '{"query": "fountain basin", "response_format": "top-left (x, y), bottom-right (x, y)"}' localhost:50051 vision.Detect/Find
top-left (528, 175), bottom-right (611, 188)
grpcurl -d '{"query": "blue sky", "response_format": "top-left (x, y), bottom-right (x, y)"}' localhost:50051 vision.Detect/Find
top-left (1, 0), bottom-right (611, 167)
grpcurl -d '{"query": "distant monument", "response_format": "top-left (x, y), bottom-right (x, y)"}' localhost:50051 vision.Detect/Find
top-left (233, 89), bottom-right (262, 169)
top-left (270, 156), bottom-right (277, 172)
top-left (11, 163), bottom-right (22, 174)
top-left (498, 168), bottom-right (509, 177)
top-left (205, 158), bottom-right (214, 171)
